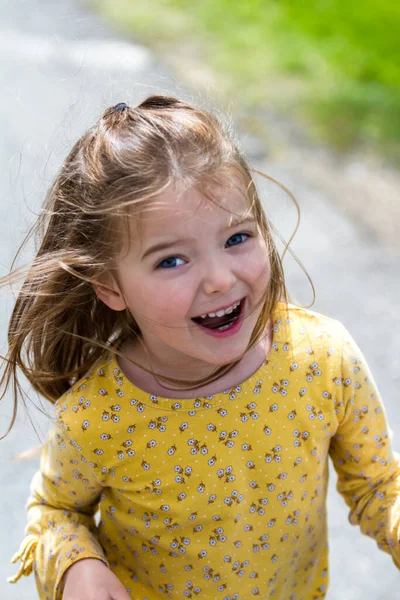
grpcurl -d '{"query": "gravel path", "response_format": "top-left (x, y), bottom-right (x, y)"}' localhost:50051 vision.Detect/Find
top-left (1, 1), bottom-right (399, 598)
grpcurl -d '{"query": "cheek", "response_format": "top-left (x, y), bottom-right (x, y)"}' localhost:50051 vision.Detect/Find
top-left (244, 245), bottom-right (271, 287)
top-left (127, 280), bottom-right (193, 324)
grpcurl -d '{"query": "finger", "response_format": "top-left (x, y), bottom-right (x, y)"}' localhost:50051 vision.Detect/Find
top-left (112, 587), bottom-right (132, 600)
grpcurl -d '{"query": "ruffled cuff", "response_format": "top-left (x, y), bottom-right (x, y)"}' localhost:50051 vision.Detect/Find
top-left (53, 549), bottom-right (108, 600)
top-left (8, 534), bottom-right (38, 583)
top-left (8, 522), bottom-right (109, 600)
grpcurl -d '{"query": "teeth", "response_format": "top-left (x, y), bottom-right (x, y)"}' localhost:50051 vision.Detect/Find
top-left (199, 300), bottom-right (241, 319)
top-left (216, 323), bottom-right (233, 331)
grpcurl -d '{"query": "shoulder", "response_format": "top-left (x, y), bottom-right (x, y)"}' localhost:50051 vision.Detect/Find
top-left (273, 301), bottom-right (346, 360)
top-left (54, 351), bottom-right (120, 443)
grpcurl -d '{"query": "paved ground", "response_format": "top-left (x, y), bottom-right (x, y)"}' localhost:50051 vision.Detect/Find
top-left (0, 1), bottom-right (399, 598)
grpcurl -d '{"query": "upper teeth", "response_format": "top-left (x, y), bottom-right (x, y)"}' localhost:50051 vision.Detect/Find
top-left (200, 301), bottom-right (241, 319)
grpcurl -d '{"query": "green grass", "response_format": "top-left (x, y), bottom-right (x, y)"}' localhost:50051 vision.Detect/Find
top-left (91, 0), bottom-right (400, 160)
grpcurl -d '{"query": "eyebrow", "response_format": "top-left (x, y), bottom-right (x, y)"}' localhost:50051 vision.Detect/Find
top-left (141, 239), bottom-right (183, 260)
top-left (228, 216), bottom-right (255, 228)
top-left (141, 217), bottom-right (256, 260)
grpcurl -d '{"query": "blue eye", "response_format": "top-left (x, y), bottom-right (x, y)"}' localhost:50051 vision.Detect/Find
top-left (157, 256), bottom-right (185, 269)
top-left (225, 233), bottom-right (249, 247)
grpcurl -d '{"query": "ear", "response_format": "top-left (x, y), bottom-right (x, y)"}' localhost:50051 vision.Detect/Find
top-left (93, 274), bottom-right (127, 312)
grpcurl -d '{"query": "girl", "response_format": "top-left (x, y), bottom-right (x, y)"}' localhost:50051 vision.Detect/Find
top-left (3, 95), bottom-right (400, 600)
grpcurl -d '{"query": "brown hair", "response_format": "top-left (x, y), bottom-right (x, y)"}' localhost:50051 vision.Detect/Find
top-left (0, 95), bottom-right (292, 439)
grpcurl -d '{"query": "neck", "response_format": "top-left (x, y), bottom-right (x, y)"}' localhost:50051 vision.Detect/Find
top-left (117, 325), bottom-right (272, 399)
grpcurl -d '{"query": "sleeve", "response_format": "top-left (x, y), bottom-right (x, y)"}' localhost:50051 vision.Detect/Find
top-left (8, 413), bottom-right (109, 600)
top-left (329, 325), bottom-right (400, 568)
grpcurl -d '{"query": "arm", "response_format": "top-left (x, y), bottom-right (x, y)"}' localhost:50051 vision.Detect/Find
top-left (329, 326), bottom-right (400, 567)
top-left (8, 413), bottom-right (108, 599)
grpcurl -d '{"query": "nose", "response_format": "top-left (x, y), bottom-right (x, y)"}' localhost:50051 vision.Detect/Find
top-left (202, 256), bottom-right (236, 296)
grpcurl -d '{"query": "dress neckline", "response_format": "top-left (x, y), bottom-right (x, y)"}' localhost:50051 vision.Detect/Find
top-left (106, 301), bottom-right (293, 411)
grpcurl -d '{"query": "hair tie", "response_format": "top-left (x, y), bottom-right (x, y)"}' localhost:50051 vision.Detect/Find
top-left (112, 102), bottom-right (128, 113)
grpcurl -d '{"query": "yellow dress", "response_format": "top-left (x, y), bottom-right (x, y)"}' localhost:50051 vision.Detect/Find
top-left (9, 303), bottom-right (400, 599)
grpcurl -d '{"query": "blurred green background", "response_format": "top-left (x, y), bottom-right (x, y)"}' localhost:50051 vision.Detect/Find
top-left (92, 0), bottom-right (400, 162)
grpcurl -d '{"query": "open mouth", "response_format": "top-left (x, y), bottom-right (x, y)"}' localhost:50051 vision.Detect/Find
top-left (192, 298), bottom-right (245, 332)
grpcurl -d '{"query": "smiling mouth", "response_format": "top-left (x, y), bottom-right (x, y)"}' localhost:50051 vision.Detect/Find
top-left (192, 299), bottom-right (244, 331)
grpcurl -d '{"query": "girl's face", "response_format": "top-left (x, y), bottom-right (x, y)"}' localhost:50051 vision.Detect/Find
top-left (99, 182), bottom-right (271, 375)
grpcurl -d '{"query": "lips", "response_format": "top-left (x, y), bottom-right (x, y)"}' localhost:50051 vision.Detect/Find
top-left (192, 299), bottom-right (244, 330)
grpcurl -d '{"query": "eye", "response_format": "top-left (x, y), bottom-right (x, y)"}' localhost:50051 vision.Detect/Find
top-left (225, 233), bottom-right (250, 248)
top-left (157, 256), bottom-right (186, 269)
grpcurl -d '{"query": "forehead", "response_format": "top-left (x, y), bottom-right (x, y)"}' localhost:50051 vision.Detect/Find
top-left (138, 180), bottom-right (254, 233)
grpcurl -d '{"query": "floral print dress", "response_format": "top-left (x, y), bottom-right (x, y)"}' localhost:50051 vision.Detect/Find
top-left (9, 303), bottom-right (400, 599)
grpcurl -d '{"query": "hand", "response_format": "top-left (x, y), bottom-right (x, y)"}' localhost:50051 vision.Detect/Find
top-left (62, 558), bottom-right (131, 599)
